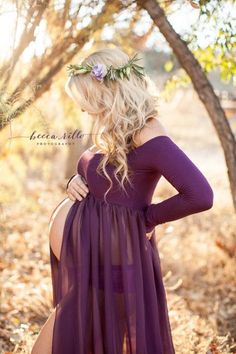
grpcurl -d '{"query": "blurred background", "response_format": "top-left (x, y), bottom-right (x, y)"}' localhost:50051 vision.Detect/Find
top-left (0, 0), bottom-right (236, 353)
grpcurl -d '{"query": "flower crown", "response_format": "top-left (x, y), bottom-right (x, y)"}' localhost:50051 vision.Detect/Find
top-left (66, 53), bottom-right (145, 83)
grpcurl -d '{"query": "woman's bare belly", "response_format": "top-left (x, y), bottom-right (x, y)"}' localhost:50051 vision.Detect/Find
top-left (49, 198), bottom-right (75, 261)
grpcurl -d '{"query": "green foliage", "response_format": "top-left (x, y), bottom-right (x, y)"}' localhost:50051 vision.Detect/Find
top-left (193, 45), bottom-right (236, 84)
top-left (190, 0), bottom-right (236, 83)
top-left (164, 0), bottom-right (236, 94)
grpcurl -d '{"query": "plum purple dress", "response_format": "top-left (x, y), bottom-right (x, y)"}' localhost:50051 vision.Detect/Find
top-left (49, 135), bottom-right (214, 354)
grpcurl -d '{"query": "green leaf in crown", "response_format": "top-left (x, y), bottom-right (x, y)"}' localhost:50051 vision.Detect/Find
top-left (66, 52), bottom-right (145, 82)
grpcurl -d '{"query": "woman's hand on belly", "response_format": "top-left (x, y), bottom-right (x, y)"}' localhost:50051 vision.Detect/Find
top-left (66, 174), bottom-right (89, 202)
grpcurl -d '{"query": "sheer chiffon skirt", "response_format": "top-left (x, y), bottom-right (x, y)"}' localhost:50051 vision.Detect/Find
top-left (49, 193), bottom-right (175, 354)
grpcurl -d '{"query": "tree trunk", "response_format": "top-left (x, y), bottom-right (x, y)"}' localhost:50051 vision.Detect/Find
top-left (137, 0), bottom-right (236, 210)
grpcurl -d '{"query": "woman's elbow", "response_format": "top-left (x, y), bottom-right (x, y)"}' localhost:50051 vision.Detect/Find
top-left (194, 185), bottom-right (214, 211)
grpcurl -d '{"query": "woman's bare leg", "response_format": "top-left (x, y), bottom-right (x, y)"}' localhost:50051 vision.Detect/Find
top-left (31, 309), bottom-right (56, 354)
top-left (31, 198), bottom-right (74, 354)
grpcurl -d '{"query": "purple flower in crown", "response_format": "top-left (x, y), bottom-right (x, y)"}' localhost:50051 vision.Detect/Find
top-left (91, 63), bottom-right (108, 81)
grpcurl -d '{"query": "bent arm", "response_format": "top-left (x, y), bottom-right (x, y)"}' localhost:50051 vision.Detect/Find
top-left (143, 136), bottom-right (214, 233)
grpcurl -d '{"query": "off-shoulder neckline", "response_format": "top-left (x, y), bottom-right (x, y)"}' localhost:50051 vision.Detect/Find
top-left (87, 135), bottom-right (170, 156)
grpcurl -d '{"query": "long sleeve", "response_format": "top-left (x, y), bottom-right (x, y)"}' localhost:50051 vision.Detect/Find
top-left (143, 136), bottom-right (214, 233)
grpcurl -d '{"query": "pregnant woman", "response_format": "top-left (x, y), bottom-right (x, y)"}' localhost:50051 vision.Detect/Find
top-left (31, 47), bottom-right (214, 354)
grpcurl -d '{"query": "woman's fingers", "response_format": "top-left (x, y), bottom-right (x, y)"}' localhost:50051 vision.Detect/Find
top-left (67, 174), bottom-right (89, 201)
top-left (67, 191), bottom-right (77, 202)
top-left (69, 186), bottom-right (85, 201)
top-left (72, 180), bottom-right (89, 197)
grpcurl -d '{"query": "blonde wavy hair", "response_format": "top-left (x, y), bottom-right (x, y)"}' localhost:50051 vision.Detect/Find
top-left (65, 46), bottom-right (159, 203)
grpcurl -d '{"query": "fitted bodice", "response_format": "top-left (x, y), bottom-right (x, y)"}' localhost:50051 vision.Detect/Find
top-left (77, 147), bottom-right (160, 211)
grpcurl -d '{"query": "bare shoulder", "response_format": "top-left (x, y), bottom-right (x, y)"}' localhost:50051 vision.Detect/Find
top-left (133, 117), bottom-right (169, 147)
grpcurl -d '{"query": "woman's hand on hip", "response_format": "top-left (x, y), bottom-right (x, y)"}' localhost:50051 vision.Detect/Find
top-left (66, 174), bottom-right (89, 202)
